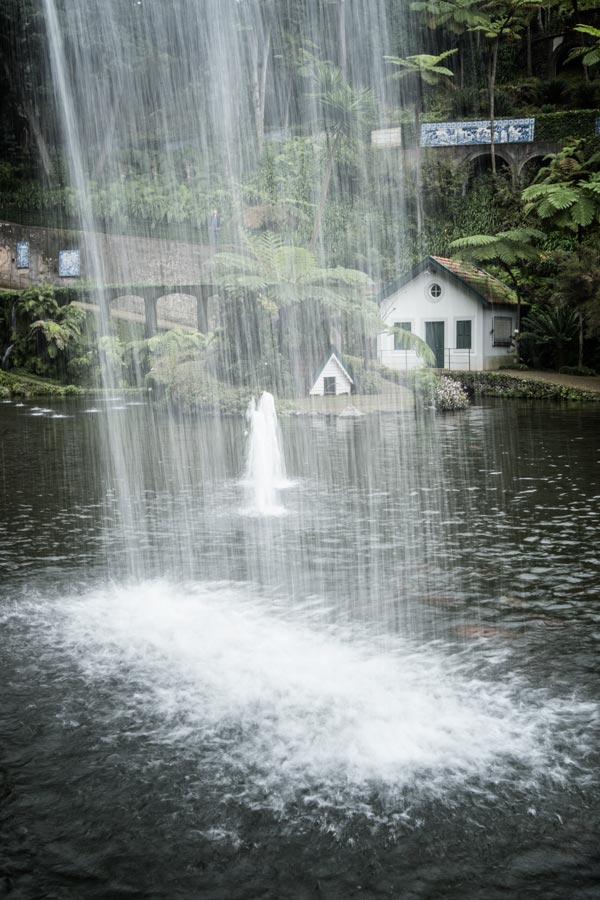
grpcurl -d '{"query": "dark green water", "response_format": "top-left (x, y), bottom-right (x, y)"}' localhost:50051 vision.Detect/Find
top-left (0, 396), bottom-right (599, 899)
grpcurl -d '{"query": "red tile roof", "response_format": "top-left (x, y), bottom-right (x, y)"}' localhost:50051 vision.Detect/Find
top-left (432, 256), bottom-right (517, 306)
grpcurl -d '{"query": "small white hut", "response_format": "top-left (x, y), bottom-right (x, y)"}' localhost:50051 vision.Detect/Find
top-left (309, 352), bottom-right (354, 396)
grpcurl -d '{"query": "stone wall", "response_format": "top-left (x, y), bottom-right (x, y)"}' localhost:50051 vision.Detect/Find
top-left (0, 221), bottom-right (213, 290)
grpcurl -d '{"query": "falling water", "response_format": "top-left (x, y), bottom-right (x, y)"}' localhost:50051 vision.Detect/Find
top-left (3, 1), bottom-right (596, 894)
top-left (37, 0), bottom-right (596, 793)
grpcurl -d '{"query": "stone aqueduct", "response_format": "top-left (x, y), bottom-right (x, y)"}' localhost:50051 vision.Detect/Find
top-left (80, 283), bottom-right (217, 335)
top-left (0, 221), bottom-right (220, 335)
top-left (0, 126), bottom-right (563, 331)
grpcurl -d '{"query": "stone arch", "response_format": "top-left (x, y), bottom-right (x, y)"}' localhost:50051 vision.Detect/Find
top-left (110, 293), bottom-right (146, 323)
top-left (517, 152), bottom-right (549, 187)
top-left (155, 293), bottom-right (198, 330)
top-left (552, 37), bottom-right (582, 80)
top-left (462, 150), bottom-right (514, 190)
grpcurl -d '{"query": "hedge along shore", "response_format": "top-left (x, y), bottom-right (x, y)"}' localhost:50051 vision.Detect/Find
top-left (0, 370), bottom-right (82, 398)
top-left (444, 370), bottom-right (600, 402)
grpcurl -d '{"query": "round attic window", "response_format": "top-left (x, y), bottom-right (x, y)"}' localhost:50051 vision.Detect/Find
top-left (427, 282), bottom-right (443, 302)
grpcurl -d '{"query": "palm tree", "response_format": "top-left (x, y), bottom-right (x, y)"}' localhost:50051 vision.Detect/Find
top-left (211, 230), bottom-right (371, 313)
top-left (552, 242), bottom-right (600, 347)
top-left (384, 49), bottom-right (457, 232)
top-left (209, 231), bottom-right (375, 392)
top-left (522, 141), bottom-right (600, 365)
top-left (410, 0), bottom-right (485, 87)
top-left (520, 304), bottom-right (578, 370)
top-left (302, 54), bottom-right (375, 254)
top-left (522, 144), bottom-right (600, 233)
top-left (388, 325), bottom-right (436, 366)
top-left (449, 226), bottom-right (544, 354)
top-left (567, 24), bottom-right (600, 71)
top-left (17, 285), bottom-right (85, 376)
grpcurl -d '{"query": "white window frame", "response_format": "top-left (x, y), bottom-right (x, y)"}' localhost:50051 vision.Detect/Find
top-left (455, 317), bottom-right (474, 351)
top-left (492, 315), bottom-right (513, 347)
top-left (393, 320), bottom-right (413, 350)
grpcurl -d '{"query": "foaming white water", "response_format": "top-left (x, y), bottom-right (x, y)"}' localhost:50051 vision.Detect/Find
top-left (243, 392), bottom-right (289, 516)
top-left (32, 579), bottom-right (596, 814)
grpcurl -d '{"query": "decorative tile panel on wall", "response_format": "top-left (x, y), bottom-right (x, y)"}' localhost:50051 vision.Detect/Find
top-left (16, 241), bottom-right (30, 269)
top-left (421, 118), bottom-right (535, 148)
top-left (58, 249), bottom-right (81, 277)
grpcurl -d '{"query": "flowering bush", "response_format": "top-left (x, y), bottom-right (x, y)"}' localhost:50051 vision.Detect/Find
top-left (434, 376), bottom-right (470, 411)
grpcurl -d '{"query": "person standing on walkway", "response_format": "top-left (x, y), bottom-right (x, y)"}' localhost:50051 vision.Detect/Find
top-left (209, 208), bottom-right (220, 247)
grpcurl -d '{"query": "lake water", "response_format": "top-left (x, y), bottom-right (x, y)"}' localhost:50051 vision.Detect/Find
top-left (0, 396), bottom-right (599, 899)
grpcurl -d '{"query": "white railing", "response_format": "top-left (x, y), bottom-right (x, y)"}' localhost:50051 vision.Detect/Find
top-left (379, 348), bottom-right (472, 371)
top-left (444, 348), bottom-right (472, 371)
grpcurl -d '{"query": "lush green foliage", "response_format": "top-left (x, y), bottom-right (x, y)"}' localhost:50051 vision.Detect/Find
top-left (3, 0), bottom-right (600, 387)
top-left (0, 369), bottom-right (82, 398)
top-left (520, 304), bottom-right (579, 369)
top-left (0, 285), bottom-right (89, 381)
top-left (567, 24), bottom-right (600, 68)
top-left (535, 110), bottom-right (600, 143)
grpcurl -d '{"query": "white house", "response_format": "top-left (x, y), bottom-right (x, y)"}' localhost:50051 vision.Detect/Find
top-left (377, 256), bottom-right (518, 371)
top-left (309, 352), bottom-right (354, 396)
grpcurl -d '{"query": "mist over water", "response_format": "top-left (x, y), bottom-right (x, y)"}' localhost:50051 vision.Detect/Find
top-left (8, 578), bottom-right (596, 819)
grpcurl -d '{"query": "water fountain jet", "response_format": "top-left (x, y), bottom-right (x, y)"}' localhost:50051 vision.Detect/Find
top-left (243, 391), bottom-right (288, 516)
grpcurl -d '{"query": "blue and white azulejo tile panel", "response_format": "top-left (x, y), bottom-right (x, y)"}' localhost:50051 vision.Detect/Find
top-left (421, 118), bottom-right (535, 147)
top-left (16, 241), bottom-right (30, 269)
top-left (58, 249), bottom-right (81, 277)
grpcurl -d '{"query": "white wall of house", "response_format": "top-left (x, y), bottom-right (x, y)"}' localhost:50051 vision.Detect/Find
top-left (377, 269), bottom-right (516, 371)
top-left (309, 354), bottom-right (353, 396)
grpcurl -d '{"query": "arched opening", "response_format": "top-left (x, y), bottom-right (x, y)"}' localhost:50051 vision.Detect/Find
top-left (553, 42), bottom-right (584, 80)
top-left (110, 294), bottom-right (146, 323)
top-left (519, 154), bottom-right (548, 188)
top-left (155, 293), bottom-right (198, 330)
top-left (463, 152), bottom-right (513, 192)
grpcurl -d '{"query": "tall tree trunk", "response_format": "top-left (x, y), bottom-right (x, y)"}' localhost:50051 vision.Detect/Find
top-left (577, 229), bottom-right (585, 367)
top-left (502, 263), bottom-right (522, 358)
top-left (414, 81), bottom-right (423, 235)
top-left (251, 29), bottom-right (271, 154)
top-left (92, 98), bottom-right (120, 179)
top-left (526, 23), bottom-right (533, 77)
top-left (21, 103), bottom-right (54, 181)
top-left (309, 131), bottom-right (339, 254)
top-left (489, 41), bottom-right (498, 177)
top-left (339, 0), bottom-right (348, 78)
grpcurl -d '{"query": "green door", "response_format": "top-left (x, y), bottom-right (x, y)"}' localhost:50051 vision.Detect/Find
top-left (425, 321), bottom-right (445, 369)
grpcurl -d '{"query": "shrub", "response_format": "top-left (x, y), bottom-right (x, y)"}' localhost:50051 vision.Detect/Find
top-left (0, 370), bottom-right (82, 397)
top-left (498, 361), bottom-right (529, 370)
top-left (539, 79), bottom-right (571, 107)
top-left (447, 371), bottom-right (599, 401)
top-left (434, 376), bottom-right (470, 411)
top-left (511, 78), bottom-right (543, 108)
top-left (559, 365), bottom-right (597, 376)
top-left (344, 355), bottom-right (387, 394)
top-left (535, 110), bottom-right (600, 143)
top-left (493, 89), bottom-right (516, 117)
